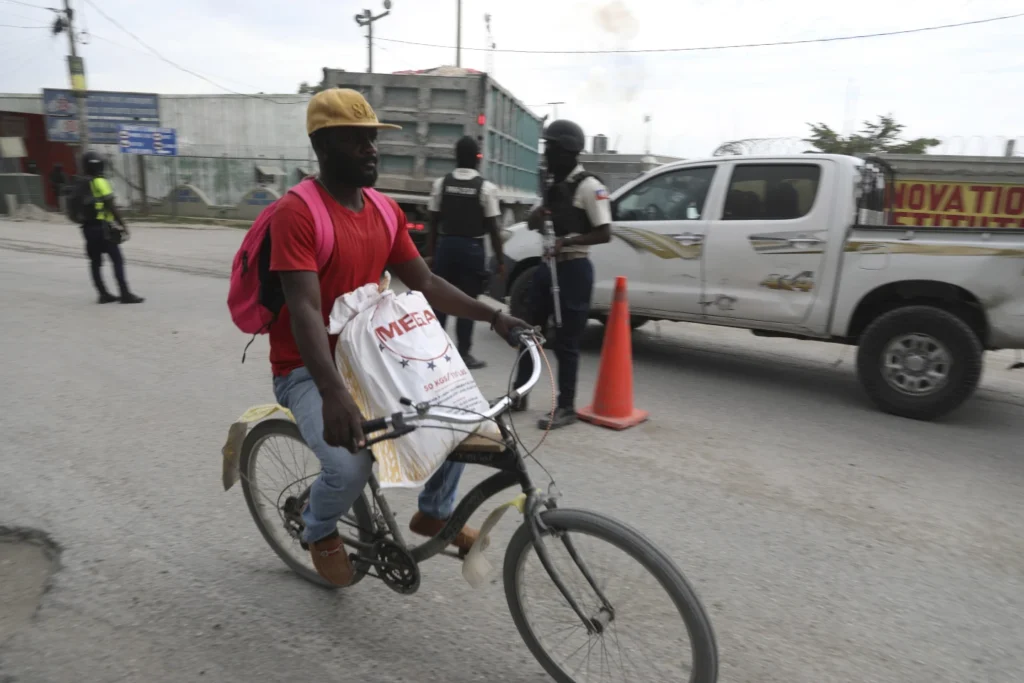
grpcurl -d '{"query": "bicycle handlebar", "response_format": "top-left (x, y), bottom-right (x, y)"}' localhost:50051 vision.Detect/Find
top-left (359, 327), bottom-right (543, 436)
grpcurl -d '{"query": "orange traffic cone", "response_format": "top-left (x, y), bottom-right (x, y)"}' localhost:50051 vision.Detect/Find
top-left (577, 276), bottom-right (649, 430)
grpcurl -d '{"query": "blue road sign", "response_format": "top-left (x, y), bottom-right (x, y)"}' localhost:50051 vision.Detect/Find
top-left (43, 89), bottom-right (160, 144)
top-left (118, 125), bottom-right (178, 156)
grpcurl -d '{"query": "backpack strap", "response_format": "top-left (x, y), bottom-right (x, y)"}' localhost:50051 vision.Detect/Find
top-left (363, 187), bottom-right (399, 248)
top-left (287, 177), bottom-right (335, 270)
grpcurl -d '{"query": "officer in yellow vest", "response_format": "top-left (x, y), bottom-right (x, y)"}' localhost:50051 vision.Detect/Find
top-left (80, 151), bottom-right (143, 304)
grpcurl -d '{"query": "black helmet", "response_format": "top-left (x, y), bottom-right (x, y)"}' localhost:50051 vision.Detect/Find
top-left (542, 119), bottom-right (585, 154)
top-left (82, 150), bottom-right (104, 175)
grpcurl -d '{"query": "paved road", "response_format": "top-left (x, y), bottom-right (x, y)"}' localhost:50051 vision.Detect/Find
top-left (1, 219), bottom-right (1022, 683)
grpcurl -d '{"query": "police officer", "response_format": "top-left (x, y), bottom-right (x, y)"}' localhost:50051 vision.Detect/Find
top-left (514, 119), bottom-right (612, 429)
top-left (427, 135), bottom-right (505, 369)
top-left (79, 151), bottom-right (144, 305)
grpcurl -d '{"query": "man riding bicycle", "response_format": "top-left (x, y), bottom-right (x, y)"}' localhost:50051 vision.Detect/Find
top-left (269, 89), bottom-right (528, 586)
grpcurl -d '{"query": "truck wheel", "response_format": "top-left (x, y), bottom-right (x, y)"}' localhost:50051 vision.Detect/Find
top-left (856, 305), bottom-right (983, 421)
top-left (595, 313), bottom-right (648, 330)
top-left (508, 264), bottom-right (555, 348)
top-left (508, 264), bottom-right (536, 322)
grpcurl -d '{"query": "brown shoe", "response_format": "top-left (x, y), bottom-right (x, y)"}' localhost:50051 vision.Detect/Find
top-left (308, 532), bottom-right (355, 586)
top-left (409, 511), bottom-right (479, 554)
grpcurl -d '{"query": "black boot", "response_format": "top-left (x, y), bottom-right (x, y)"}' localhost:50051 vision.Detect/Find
top-left (120, 293), bottom-right (145, 304)
top-left (462, 353), bottom-right (486, 370)
top-left (537, 407), bottom-right (578, 430)
top-left (97, 292), bottom-right (119, 304)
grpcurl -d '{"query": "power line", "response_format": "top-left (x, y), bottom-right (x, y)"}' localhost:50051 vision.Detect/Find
top-left (86, 31), bottom-right (278, 95)
top-left (0, 0), bottom-right (54, 10)
top-left (81, 0), bottom-right (306, 105)
top-left (377, 11), bottom-right (1024, 55)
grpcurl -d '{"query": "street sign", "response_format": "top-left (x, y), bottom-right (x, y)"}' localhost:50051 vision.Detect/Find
top-left (118, 125), bottom-right (177, 156)
top-left (43, 89), bottom-right (160, 144)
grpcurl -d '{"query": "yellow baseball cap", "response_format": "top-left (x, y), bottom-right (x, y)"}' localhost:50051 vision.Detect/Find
top-left (306, 88), bottom-right (402, 136)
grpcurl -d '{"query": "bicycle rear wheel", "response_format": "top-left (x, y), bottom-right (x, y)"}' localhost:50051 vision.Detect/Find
top-left (239, 419), bottom-right (376, 589)
top-left (503, 508), bottom-right (718, 683)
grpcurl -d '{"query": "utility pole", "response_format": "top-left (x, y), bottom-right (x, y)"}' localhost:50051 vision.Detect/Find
top-left (456, 0), bottom-right (462, 67)
top-left (354, 1), bottom-right (392, 74)
top-left (57, 0), bottom-right (89, 151)
top-left (643, 114), bottom-right (652, 155)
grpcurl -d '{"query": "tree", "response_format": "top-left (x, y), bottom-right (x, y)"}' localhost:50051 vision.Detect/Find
top-left (804, 115), bottom-right (940, 155)
top-left (298, 81), bottom-right (326, 95)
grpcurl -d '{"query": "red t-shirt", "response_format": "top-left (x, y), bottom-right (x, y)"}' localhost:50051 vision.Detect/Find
top-left (268, 185), bottom-right (420, 377)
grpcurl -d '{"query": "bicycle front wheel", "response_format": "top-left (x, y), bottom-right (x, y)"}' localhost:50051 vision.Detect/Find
top-left (503, 508), bottom-right (718, 683)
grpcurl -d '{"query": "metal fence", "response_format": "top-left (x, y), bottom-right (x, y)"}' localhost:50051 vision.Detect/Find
top-left (105, 151), bottom-right (317, 213)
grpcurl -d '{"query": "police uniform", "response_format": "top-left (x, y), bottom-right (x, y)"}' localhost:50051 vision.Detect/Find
top-left (515, 163), bottom-right (612, 418)
top-left (79, 152), bottom-right (142, 304)
top-left (428, 167), bottom-right (501, 359)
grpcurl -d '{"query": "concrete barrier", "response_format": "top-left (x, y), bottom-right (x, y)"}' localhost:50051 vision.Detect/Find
top-left (236, 187), bottom-right (281, 220)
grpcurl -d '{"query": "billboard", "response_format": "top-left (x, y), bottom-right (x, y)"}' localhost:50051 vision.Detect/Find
top-left (892, 180), bottom-right (1024, 228)
top-left (43, 89), bottom-right (160, 144)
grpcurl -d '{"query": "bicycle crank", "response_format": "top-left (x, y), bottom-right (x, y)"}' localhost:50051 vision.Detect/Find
top-left (350, 540), bottom-right (421, 595)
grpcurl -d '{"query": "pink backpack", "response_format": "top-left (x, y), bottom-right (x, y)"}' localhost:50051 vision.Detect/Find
top-left (227, 177), bottom-right (399, 337)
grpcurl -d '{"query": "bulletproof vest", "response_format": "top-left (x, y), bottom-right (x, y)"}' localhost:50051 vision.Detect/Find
top-left (546, 173), bottom-right (596, 237)
top-left (439, 173), bottom-right (486, 237)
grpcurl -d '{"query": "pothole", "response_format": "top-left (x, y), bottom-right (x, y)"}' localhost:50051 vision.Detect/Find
top-left (0, 527), bottom-right (61, 645)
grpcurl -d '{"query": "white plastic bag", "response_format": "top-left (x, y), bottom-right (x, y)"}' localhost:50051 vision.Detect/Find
top-left (328, 276), bottom-right (500, 488)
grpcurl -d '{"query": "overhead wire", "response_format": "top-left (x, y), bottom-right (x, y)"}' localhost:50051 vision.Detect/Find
top-left (86, 31), bottom-right (281, 97)
top-left (80, 0), bottom-right (306, 105)
top-left (0, 0), bottom-right (55, 10)
top-left (375, 11), bottom-right (1024, 55)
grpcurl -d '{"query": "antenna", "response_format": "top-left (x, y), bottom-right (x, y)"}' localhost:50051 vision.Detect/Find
top-left (484, 13), bottom-right (495, 75)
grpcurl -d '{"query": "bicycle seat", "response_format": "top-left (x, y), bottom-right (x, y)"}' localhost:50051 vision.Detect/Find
top-left (452, 432), bottom-right (506, 453)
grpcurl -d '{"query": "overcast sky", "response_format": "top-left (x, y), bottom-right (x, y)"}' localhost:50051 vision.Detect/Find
top-left (1, 0), bottom-right (1021, 158)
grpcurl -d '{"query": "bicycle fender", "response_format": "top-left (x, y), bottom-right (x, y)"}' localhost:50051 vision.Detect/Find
top-left (462, 491), bottom-right (534, 588)
top-left (221, 404), bottom-right (295, 491)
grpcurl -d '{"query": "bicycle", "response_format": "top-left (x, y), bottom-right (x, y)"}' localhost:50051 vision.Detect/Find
top-left (238, 329), bottom-right (719, 682)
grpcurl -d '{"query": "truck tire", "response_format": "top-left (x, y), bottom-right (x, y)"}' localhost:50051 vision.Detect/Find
top-left (595, 313), bottom-right (649, 330)
top-left (508, 264), bottom-right (555, 347)
top-left (508, 264), bottom-right (537, 323)
top-left (856, 305), bottom-right (983, 421)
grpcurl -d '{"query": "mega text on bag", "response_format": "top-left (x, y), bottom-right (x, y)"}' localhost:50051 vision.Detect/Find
top-left (328, 277), bottom-right (500, 488)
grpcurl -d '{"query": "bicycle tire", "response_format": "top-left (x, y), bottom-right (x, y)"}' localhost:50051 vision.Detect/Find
top-left (503, 508), bottom-right (718, 683)
top-left (239, 419), bottom-right (376, 589)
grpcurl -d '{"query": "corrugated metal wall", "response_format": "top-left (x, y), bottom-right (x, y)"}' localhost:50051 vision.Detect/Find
top-left (158, 94), bottom-right (312, 159)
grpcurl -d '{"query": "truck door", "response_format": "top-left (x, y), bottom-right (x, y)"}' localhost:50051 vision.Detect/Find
top-left (601, 165), bottom-right (719, 317)
top-left (701, 160), bottom-right (833, 325)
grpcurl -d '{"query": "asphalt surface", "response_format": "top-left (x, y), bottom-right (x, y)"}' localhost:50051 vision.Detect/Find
top-left (1, 219), bottom-right (1022, 683)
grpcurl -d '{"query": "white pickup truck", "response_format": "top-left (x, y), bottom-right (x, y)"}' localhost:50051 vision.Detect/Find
top-left (496, 154), bottom-right (1024, 420)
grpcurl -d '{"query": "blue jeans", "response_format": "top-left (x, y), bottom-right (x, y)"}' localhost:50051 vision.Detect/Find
top-left (273, 367), bottom-right (467, 543)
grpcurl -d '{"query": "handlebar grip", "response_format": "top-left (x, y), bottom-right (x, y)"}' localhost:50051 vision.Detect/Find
top-left (506, 326), bottom-right (545, 348)
top-left (506, 326), bottom-right (528, 348)
top-left (361, 417), bottom-right (388, 434)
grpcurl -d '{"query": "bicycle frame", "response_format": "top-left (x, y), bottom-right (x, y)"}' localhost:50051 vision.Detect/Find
top-left (284, 332), bottom-right (613, 632)
top-left (329, 416), bottom-right (536, 563)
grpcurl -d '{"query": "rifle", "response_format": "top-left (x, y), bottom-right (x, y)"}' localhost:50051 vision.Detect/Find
top-left (537, 115), bottom-right (563, 328)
